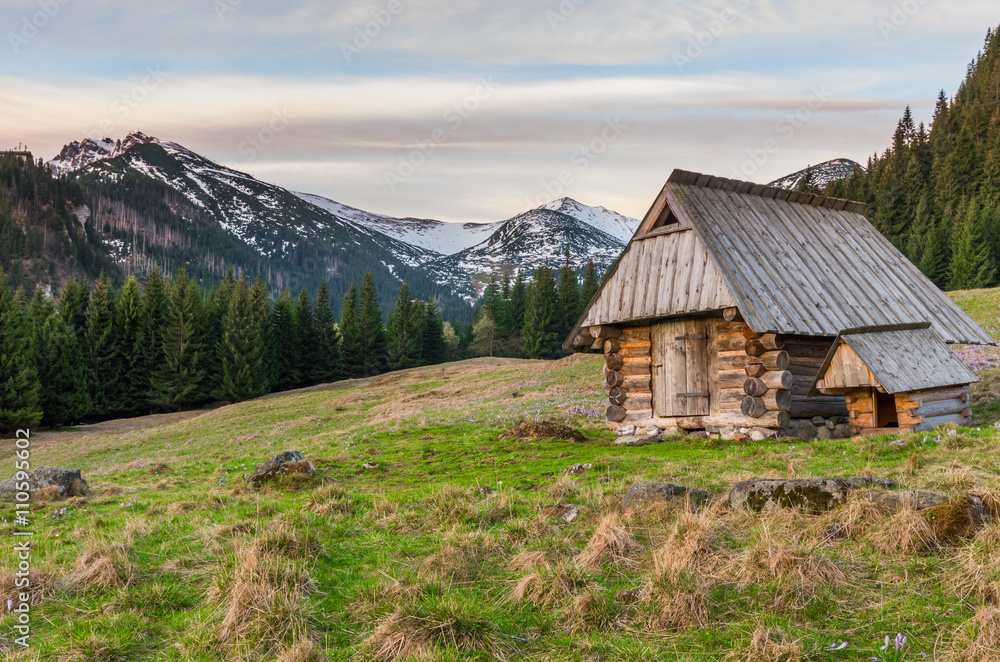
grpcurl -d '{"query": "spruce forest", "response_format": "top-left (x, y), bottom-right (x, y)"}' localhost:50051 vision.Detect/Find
top-left (824, 28), bottom-right (1000, 291)
top-left (0, 252), bottom-right (601, 432)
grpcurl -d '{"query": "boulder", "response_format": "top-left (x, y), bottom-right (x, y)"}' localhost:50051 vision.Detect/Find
top-left (247, 450), bottom-right (315, 485)
top-left (863, 490), bottom-right (949, 513)
top-left (0, 467), bottom-right (89, 498)
top-left (926, 496), bottom-right (991, 539)
top-left (729, 477), bottom-right (897, 513)
top-left (622, 482), bottom-right (709, 510)
top-left (615, 435), bottom-right (658, 447)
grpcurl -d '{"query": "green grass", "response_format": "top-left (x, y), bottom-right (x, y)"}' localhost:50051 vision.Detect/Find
top-left (1, 286), bottom-right (998, 661)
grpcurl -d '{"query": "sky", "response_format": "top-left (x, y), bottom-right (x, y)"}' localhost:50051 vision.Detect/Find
top-left (1, 0), bottom-right (999, 223)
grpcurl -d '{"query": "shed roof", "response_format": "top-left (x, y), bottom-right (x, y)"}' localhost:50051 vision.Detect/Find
top-left (565, 170), bottom-right (996, 350)
top-left (807, 323), bottom-right (979, 396)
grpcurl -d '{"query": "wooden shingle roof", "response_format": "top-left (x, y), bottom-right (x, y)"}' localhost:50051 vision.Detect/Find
top-left (807, 323), bottom-right (979, 396)
top-left (565, 169), bottom-right (996, 349)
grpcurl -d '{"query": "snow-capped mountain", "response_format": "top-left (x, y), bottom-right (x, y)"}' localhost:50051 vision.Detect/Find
top-left (767, 158), bottom-right (862, 191)
top-left (48, 131), bottom-right (639, 308)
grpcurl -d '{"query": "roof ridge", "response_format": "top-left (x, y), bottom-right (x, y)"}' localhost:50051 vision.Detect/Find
top-left (667, 169), bottom-right (867, 215)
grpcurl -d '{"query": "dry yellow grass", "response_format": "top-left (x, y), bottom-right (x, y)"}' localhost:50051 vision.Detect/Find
top-left (365, 597), bottom-right (500, 662)
top-left (69, 541), bottom-right (136, 591)
top-left (951, 607), bottom-right (1000, 662)
top-left (510, 564), bottom-right (593, 607)
top-left (730, 627), bottom-right (803, 662)
top-left (869, 502), bottom-right (938, 554)
top-left (574, 513), bottom-right (638, 570)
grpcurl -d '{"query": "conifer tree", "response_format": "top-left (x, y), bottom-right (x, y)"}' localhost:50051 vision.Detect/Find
top-left (219, 276), bottom-right (268, 402)
top-left (294, 285), bottom-right (317, 388)
top-left (483, 276), bottom-right (502, 322)
top-left (339, 281), bottom-right (364, 379)
top-left (38, 312), bottom-right (90, 426)
top-left (142, 267), bottom-right (169, 402)
top-left (504, 272), bottom-right (527, 339)
top-left (0, 271), bottom-right (41, 432)
top-left (557, 248), bottom-right (581, 337)
top-left (250, 276), bottom-right (273, 393)
top-left (115, 276), bottom-right (146, 415)
top-left (420, 299), bottom-right (447, 366)
top-left (58, 277), bottom-right (89, 342)
top-left (359, 269), bottom-right (387, 377)
top-left (522, 266), bottom-right (563, 359)
top-left (149, 270), bottom-right (205, 409)
top-left (580, 259), bottom-right (600, 306)
top-left (311, 280), bottom-right (341, 384)
top-left (949, 201), bottom-right (997, 289)
top-left (387, 281), bottom-right (421, 371)
top-left (271, 289), bottom-right (300, 391)
top-left (84, 274), bottom-right (121, 418)
top-left (202, 268), bottom-right (236, 401)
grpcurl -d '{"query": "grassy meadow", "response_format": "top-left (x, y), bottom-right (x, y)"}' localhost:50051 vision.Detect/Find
top-left (1, 289), bottom-right (1000, 661)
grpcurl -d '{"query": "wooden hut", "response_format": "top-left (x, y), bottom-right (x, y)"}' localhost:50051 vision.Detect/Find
top-left (807, 323), bottom-right (978, 434)
top-left (565, 170), bottom-right (994, 436)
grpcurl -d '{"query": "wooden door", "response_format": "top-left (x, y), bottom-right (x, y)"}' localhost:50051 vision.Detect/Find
top-left (652, 318), bottom-right (711, 417)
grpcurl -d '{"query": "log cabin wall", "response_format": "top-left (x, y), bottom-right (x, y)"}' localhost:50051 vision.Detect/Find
top-left (602, 326), bottom-right (652, 427)
top-left (847, 385), bottom-right (971, 435)
top-left (782, 336), bottom-right (849, 419)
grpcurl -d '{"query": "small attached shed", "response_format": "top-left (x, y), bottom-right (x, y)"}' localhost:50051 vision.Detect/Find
top-left (565, 169), bottom-right (995, 436)
top-left (808, 323), bottom-right (978, 434)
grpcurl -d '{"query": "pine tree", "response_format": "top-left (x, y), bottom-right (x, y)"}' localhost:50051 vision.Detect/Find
top-left (796, 165), bottom-right (822, 195)
top-left (84, 273), bottom-right (121, 418)
top-left (359, 269), bottom-right (387, 377)
top-left (386, 281), bottom-right (421, 371)
top-left (0, 270), bottom-right (41, 432)
top-left (420, 299), bottom-right (447, 366)
top-left (141, 267), bottom-right (169, 406)
top-left (294, 286), bottom-right (317, 388)
top-left (219, 276), bottom-right (268, 402)
top-left (38, 312), bottom-right (90, 426)
top-left (311, 280), bottom-right (341, 384)
top-left (522, 266), bottom-right (563, 359)
top-left (504, 272), bottom-right (527, 339)
top-left (149, 270), bottom-right (205, 409)
top-left (202, 267), bottom-right (236, 401)
top-left (483, 276), bottom-right (502, 322)
top-left (115, 276), bottom-right (146, 415)
top-left (58, 277), bottom-right (89, 342)
top-left (271, 289), bottom-right (300, 391)
top-left (248, 276), bottom-right (273, 394)
top-left (949, 201), bottom-right (997, 289)
top-left (557, 248), bottom-right (581, 337)
top-left (580, 259), bottom-right (600, 306)
top-left (339, 281), bottom-right (364, 379)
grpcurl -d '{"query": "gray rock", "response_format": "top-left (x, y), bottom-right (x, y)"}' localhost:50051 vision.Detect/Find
top-left (644, 426), bottom-right (661, 436)
top-left (816, 426), bottom-right (832, 440)
top-left (793, 421), bottom-right (818, 441)
top-left (247, 450), bottom-right (314, 484)
top-left (564, 463), bottom-right (593, 475)
top-left (719, 426), bottom-right (738, 440)
top-left (615, 435), bottom-right (658, 447)
top-left (618, 425), bottom-right (636, 436)
top-left (622, 482), bottom-right (710, 510)
top-left (750, 430), bottom-right (767, 441)
top-left (863, 489), bottom-right (949, 513)
top-left (541, 504), bottom-right (580, 523)
top-left (361, 461), bottom-right (380, 469)
top-left (688, 431), bottom-right (710, 440)
top-left (661, 426), bottom-right (684, 438)
top-left (0, 467), bottom-right (89, 498)
top-left (832, 424), bottom-right (852, 439)
top-left (811, 416), bottom-right (826, 426)
top-left (729, 477), bottom-right (897, 513)
top-left (825, 420), bottom-right (835, 430)
top-left (749, 427), bottom-right (777, 441)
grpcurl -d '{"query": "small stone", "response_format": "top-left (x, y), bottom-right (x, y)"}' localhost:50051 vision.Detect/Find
top-left (825, 420), bottom-right (835, 430)
top-left (794, 421), bottom-right (818, 442)
top-left (719, 426), bottom-right (738, 440)
top-left (361, 461), bottom-right (380, 469)
top-left (660, 426), bottom-right (683, 438)
top-left (598, 476), bottom-right (612, 483)
top-left (616, 588), bottom-right (642, 604)
top-left (247, 451), bottom-right (314, 485)
top-left (734, 434), bottom-right (749, 441)
top-left (816, 426), bottom-right (832, 440)
top-left (619, 425), bottom-right (636, 436)
top-left (476, 486), bottom-right (494, 495)
top-left (541, 504), bottom-right (580, 523)
top-left (688, 431), bottom-right (710, 440)
top-left (811, 416), bottom-right (826, 426)
top-left (645, 426), bottom-right (662, 436)
top-left (622, 482), bottom-right (710, 510)
top-left (832, 424), bottom-right (852, 439)
top-left (750, 430), bottom-right (766, 441)
top-left (750, 427), bottom-right (776, 440)
top-left (615, 435), bottom-right (656, 447)
top-left (564, 463), bottom-right (593, 475)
